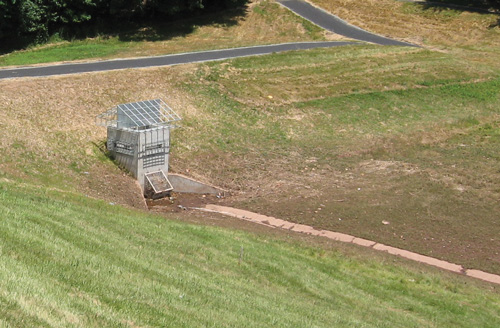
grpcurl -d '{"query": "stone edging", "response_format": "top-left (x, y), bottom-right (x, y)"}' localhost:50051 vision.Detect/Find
top-left (194, 204), bottom-right (500, 285)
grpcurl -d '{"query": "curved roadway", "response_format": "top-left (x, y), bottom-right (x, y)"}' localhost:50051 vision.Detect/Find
top-left (278, 0), bottom-right (416, 47)
top-left (0, 0), bottom-right (416, 80)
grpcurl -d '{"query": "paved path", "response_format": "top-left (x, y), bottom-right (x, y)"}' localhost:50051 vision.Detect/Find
top-left (277, 0), bottom-right (417, 47)
top-left (195, 204), bottom-right (500, 286)
top-left (0, 41), bottom-right (356, 80)
top-left (0, 0), bottom-right (419, 80)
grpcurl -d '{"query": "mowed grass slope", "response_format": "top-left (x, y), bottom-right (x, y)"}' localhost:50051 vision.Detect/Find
top-left (1, 180), bottom-right (500, 327)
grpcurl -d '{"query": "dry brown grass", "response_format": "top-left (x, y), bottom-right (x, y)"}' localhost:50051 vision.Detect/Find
top-left (124, 0), bottom-right (349, 57)
top-left (0, 62), bottom-right (334, 204)
top-left (0, 67), bottom-right (201, 207)
top-left (310, 0), bottom-right (500, 65)
top-left (310, 0), bottom-right (499, 44)
top-left (2, 48), bottom-right (500, 275)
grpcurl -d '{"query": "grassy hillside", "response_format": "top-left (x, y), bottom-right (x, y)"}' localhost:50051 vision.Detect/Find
top-left (172, 45), bottom-right (500, 275)
top-left (1, 179), bottom-right (500, 327)
top-left (1, 44), bottom-right (500, 274)
top-left (1, 1), bottom-right (500, 326)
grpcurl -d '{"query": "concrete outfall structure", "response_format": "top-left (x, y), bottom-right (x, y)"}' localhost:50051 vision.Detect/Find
top-left (195, 204), bottom-right (500, 286)
top-left (96, 99), bottom-right (181, 198)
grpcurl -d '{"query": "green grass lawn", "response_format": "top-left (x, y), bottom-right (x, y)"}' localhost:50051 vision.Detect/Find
top-left (1, 180), bottom-right (499, 327)
top-left (0, 39), bottom-right (129, 66)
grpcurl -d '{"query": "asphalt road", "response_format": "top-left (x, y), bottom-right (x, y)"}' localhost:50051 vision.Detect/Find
top-left (277, 0), bottom-right (417, 47)
top-left (0, 0), bottom-right (416, 80)
top-left (0, 42), bottom-right (357, 80)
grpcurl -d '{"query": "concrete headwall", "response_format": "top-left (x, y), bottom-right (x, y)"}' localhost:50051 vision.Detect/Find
top-left (107, 127), bottom-right (138, 178)
top-left (108, 126), bottom-right (171, 192)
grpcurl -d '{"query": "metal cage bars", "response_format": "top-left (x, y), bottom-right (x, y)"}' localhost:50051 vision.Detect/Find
top-left (96, 99), bottom-right (181, 130)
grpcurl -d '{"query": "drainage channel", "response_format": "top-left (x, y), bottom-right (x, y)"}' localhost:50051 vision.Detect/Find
top-left (192, 204), bottom-right (500, 286)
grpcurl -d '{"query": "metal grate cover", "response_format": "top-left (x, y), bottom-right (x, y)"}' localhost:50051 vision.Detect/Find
top-left (97, 99), bottom-right (181, 130)
top-left (145, 171), bottom-right (173, 193)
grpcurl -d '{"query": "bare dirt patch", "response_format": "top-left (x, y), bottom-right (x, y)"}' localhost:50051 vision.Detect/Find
top-left (357, 159), bottom-right (419, 175)
top-left (225, 160), bottom-right (500, 275)
top-left (147, 192), bottom-right (225, 212)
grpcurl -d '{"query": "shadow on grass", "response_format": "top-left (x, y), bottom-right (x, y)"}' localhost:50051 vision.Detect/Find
top-left (417, 0), bottom-right (500, 26)
top-left (92, 140), bottom-right (111, 161)
top-left (0, 4), bottom-right (249, 55)
top-left (116, 6), bottom-right (249, 42)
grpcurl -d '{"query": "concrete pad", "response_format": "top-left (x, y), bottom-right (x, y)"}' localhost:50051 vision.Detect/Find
top-left (169, 174), bottom-right (225, 194)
